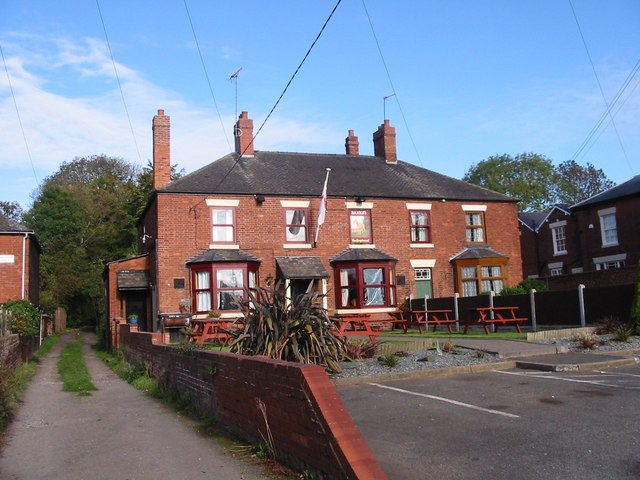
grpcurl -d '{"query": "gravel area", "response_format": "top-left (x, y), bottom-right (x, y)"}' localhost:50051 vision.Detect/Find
top-left (330, 334), bottom-right (640, 381)
top-left (330, 346), bottom-right (501, 380)
top-left (537, 333), bottom-right (640, 353)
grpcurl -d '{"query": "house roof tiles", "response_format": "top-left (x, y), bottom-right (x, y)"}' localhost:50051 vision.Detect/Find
top-left (186, 248), bottom-right (262, 265)
top-left (0, 215), bottom-right (31, 233)
top-left (162, 151), bottom-right (517, 203)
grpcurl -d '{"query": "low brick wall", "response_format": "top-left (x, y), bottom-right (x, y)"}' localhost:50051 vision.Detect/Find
top-left (119, 325), bottom-right (387, 480)
top-left (0, 334), bottom-right (21, 372)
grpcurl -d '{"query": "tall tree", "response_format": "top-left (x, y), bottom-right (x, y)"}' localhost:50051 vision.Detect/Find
top-left (0, 201), bottom-right (23, 222)
top-left (463, 153), bottom-right (560, 211)
top-left (554, 160), bottom-right (615, 205)
top-left (24, 155), bottom-right (143, 325)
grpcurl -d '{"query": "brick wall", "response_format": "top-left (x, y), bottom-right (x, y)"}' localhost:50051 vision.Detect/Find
top-left (119, 325), bottom-right (387, 480)
top-left (149, 192), bottom-right (523, 313)
top-left (0, 235), bottom-right (25, 303)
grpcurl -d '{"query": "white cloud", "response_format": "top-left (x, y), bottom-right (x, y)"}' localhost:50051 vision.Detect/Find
top-left (0, 34), bottom-right (340, 207)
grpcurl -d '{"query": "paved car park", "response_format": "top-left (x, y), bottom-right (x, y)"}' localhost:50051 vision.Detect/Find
top-left (338, 364), bottom-right (640, 480)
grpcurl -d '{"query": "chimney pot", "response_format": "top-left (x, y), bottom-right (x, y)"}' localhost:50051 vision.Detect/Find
top-left (235, 111), bottom-right (254, 156)
top-left (373, 119), bottom-right (397, 164)
top-left (345, 129), bottom-right (359, 156)
top-left (153, 109), bottom-right (171, 189)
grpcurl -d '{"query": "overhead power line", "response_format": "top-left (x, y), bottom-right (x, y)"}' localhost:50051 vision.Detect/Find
top-left (183, 0), bottom-right (232, 152)
top-left (214, 0), bottom-right (344, 188)
top-left (361, 0), bottom-right (423, 167)
top-left (1, 43), bottom-right (39, 187)
top-left (95, 0), bottom-right (143, 164)
top-left (568, 0), bottom-right (633, 174)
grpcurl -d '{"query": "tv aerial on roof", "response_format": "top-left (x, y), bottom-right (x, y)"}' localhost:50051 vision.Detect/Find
top-left (229, 67), bottom-right (243, 121)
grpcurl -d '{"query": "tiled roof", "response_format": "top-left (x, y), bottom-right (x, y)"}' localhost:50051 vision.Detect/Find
top-left (330, 247), bottom-right (398, 263)
top-left (186, 248), bottom-right (262, 265)
top-left (450, 246), bottom-right (507, 261)
top-left (0, 215), bottom-right (31, 233)
top-left (162, 151), bottom-right (517, 203)
top-left (117, 270), bottom-right (150, 290)
top-left (571, 175), bottom-right (640, 209)
top-left (275, 256), bottom-right (328, 279)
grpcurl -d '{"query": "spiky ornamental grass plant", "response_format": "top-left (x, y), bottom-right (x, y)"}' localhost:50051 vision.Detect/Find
top-left (228, 286), bottom-right (347, 373)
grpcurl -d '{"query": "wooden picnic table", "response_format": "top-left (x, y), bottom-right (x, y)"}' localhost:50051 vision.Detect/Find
top-left (333, 313), bottom-right (379, 343)
top-left (333, 311), bottom-right (409, 344)
top-left (188, 318), bottom-right (240, 345)
top-left (411, 309), bottom-right (456, 333)
top-left (464, 306), bottom-right (527, 334)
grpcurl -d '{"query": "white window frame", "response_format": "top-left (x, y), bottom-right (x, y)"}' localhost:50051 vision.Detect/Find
top-left (550, 221), bottom-right (567, 255)
top-left (598, 207), bottom-right (618, 247)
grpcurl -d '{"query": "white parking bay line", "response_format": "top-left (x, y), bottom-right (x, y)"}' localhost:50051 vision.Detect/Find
top-left (495, 370), bottom-right (638, 390)
top-left (368, 383), bottom-right (520, 419)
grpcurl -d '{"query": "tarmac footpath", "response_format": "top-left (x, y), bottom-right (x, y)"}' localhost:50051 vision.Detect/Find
top-left (0, 331), bottom-right (266, 480)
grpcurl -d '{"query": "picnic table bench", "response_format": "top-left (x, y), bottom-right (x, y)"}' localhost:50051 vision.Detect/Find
top-left (333, 311), bottom-right (408, 344)
top-left (464, 306), bottom-right (527, 334)
top-left (411, 309), bottom-right (456, 333)
top-left (188, 318), bottom-right (241, 345)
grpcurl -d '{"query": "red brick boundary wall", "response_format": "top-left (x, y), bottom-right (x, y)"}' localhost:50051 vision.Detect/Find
top-left (119, 325), bottom-right (388, 480)
top-left (0, 334), bottom-right (21, 372)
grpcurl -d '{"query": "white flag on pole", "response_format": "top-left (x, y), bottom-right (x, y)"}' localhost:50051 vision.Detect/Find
top-left (315, 168), bottom-right (331, 244)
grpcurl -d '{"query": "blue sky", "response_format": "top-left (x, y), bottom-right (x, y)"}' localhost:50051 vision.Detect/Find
top-left (1, 0), bottom-right (639, 209)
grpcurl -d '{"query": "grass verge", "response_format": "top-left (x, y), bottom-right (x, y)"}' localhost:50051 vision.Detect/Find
top-left (58, 338), bottom-right (97, 396)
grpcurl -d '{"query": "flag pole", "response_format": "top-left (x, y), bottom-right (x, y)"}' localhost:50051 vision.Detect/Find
top-left (314, 167), bottom-right (331, 246)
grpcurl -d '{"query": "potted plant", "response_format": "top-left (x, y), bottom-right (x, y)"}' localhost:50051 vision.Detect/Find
top-left (127, 314), bottom-right (139, 325)
top-left (207, 309), bottom-right (222, 318)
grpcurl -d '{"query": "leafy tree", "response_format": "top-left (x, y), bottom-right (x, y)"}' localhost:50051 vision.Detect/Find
top-left (24, 156), bottom-right (143, 326)
top-left (24, 155), bottom-right (184, 327)
top-left (463, 153), bottom-right (560, 211)
top-left (464, 153), bottom-right (616, 211)
top-left (554, 160), bottom-right (615, 205)
top-left (0, 201), bottom-right (23, 222)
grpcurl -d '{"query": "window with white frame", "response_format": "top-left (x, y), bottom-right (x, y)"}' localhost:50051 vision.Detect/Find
top-left (410, 211), bottom-right (431, 243)
top-left (550, 267), bottom-right (563, 276)
top-left (599, 210), bottom-right (618, 246)
top-left (285, 208), bottom-right (308, 243)
top-left (595, 260), bottom-right (625, 271)
top-left (465, 212), bottom-right (485, 243)
top-left (211, 208), bottom-right (235, 243)
top-left (551, 224), bottom-right (567, 255)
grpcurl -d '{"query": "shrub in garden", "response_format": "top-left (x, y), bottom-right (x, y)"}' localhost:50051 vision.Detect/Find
top-left (574, 332), bottom-right (600, 350)
top-left (229, 286), bottom-right (347, 373)
top-left (344, 339), bottom-right (379, 361)
top-left (1, 299), bottom-right (40, 338)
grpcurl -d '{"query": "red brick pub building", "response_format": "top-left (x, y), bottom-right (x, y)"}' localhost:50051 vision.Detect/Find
top-left (106, 110), bottom-right (522, 341)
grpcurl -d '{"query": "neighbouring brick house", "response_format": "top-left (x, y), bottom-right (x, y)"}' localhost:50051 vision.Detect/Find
top-left (519, 175), bottom-right (640, 288)
top-left (106, 110), bottom-right (523, 339)
top-left (0, 214), bottom-right (40, 305)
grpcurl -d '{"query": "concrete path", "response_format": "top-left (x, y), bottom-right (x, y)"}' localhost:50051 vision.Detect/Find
top-left (0, 332), bottom-right (266, 480)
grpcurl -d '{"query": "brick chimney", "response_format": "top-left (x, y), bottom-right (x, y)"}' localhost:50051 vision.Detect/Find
top-left (153, 109), bottom-right (171, 189)
top-left (373, 119), bottom-right (397, 164)
top-left (345, 129), bottom-right (359, 156)
top-left (234, 111), bottom-right (254, 156)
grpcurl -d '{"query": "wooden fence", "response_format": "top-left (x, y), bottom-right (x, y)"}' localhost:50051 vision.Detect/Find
top-left (411, 283), bottom-right (635, 331)
top-left (0, 309), bottom-right (14, 336)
